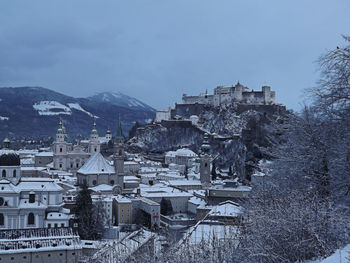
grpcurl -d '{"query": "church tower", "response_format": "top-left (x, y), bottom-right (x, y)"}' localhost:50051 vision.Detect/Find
top-left (89, 118), bottom-right (100, 154)
top-left (113, 115), bottom-right (125, 191)
top-left (105, 128), bottom-right (112, 142)
top-left (200, 133), bottom-right (211, 186)
top-left (53, 120), bottom-right (68, 170)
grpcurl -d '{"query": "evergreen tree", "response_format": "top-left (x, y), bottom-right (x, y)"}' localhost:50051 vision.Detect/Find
top-left (75, 183), bottom-right (106, 240)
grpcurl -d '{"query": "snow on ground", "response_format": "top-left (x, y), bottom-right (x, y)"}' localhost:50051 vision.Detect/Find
top-left (309, 244), bottom-right (350, 263)
top-left (33, 101), bottom-right (97, 117)
top-left (33, 101), bottom-right (71, 115)
top-left (67, 103), bottom-right (97, 118)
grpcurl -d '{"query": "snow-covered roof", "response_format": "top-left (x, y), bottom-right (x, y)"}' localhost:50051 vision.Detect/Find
top-left (189, 196), bottom-right (206, 206)
top-left (78, 152), bottom-right (115, 175)
top-left (168, 180), bottom-right (202, 186)
top-left (47, 212), bottom-right (70, 220)
top-left (90, 184), bottom-right (114, 192)
top-left (175, 148), bottom-right (197, 157)
top-left (140, 184), bottom-right (193, 198)
top-left (16, 178), bottom-right (63, 192)
top-left (209, 201), bottom-right (242, 217)
top-left (165, 148), bottom-right (198, 158)
top-left (35, 151), bottom-right (53, 157)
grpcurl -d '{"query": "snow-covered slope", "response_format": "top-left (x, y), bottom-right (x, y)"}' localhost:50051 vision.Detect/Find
top-left (0, 87), bottom-right (155, 138)
top-left (88, 92), bottom-right (155, 111)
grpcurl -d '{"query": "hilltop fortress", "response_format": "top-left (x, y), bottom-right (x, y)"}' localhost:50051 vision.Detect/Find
top-left (182, 82), bottom-right (275, 107)
top-left (156, 82), bottom-right (282, 122)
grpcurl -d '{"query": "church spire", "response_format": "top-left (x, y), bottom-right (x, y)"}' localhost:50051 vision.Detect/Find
top-left (90, 117), bottom-right (98, 136)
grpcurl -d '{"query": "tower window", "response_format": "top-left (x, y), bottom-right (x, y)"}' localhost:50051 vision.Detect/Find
top-left (13, 170), bottom-right (16, 178)
top-left (110, 180), bottom-right (114, 185)
top-left (28, 213), bottom-right (35, 225)
top-left (205, 163), bottom-right (208, 167)
top-left (29, 193), bottom-right (35, 203)
top-left (60, 148), bottom-right (62, 152)
top-left (94, 148), bottom-right (97, 152)
top-left (1, 170), bottom-right (5, 178)
top-left (0, 213), bottom-right (4, 225)
top-left (76, 163), bottom-right (79, 168)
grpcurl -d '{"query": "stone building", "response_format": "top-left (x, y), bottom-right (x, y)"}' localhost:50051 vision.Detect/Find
top-left (182, 82), bottom-right (275, 107)
top-left (0, 140), bottom-right (70, 230)
top-left (52, 120), bottom-right (91, 174)
top-left (76, 116), bottom-right (125, 192)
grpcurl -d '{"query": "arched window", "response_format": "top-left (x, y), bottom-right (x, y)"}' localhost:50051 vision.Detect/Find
top-left (13, 170), bottom-right (16, 178)
top-left (0, 213), bottom-right (4, 226)
top-left (2, 170), bottom-right (5, 178)
top-left (60, 148), bottom-right (62, 153)
top-left (28, 213), bottom-right (35, 225)
top-left (94, 147), bottom-right (97, 152)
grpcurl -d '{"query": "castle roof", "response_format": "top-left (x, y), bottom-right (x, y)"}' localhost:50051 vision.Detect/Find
top-left (77, 152), bottom-right (115, 175)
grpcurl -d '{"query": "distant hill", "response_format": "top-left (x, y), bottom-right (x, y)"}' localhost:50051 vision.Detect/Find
top-left (0, 87), bottom-right (155, 139)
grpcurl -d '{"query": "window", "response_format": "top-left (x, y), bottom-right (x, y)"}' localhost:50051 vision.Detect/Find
top-left (110, 180), bottom-right (114, 185)
top-left (28, 213), bottom-right (35, 225)
top-left (94, 148), bottom-right (97, 152)
top-left (119, 150), bottom-right (122, 156)
top-left (60, 147), bottom-right (62, 152)
top-left (76, 163), bottom-right (79, 168)
top-left (59, 164), bottom-right (62, 168)
top-left (1, 170), bottom-right (5, 178)
top-left (0, 214), bottom-right (4, 225)
top-left (61, 223), bottom-right (64, 227)
top-left (70, 163), bottom-right (73, 168)
top-left (29, 193), bottom-right (35, 203)
top-left (48, 224), bottom-right (51, 228)
top-left (93, 180), bottom-right (97, 186)
top-left (205, 163), bottom-right (208, 167)
top-left (54, 223), bottom-right (58, 228)
top-left (13, 170), bottom-right (16, 178)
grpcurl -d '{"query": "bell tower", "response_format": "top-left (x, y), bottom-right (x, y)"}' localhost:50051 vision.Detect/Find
top-left (200, 133), bottom-right (211, 186)
top-left (89, 118), bottom-right (100, 154)
top-left (113, 115), bottom-right (124, 190)
top-left (53, 120), bottom-right (68, 170)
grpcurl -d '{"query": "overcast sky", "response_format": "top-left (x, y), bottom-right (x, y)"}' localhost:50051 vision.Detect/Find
top-left (0, 1), bottom-right (349, 110)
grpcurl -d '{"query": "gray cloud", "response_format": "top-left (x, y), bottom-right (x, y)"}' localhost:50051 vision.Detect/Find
top-left (0, 0), bottom-right (349, 110)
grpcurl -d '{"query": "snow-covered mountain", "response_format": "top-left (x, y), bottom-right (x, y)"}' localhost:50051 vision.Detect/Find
top-left (88, 92), bottom-right (154, 111)
top-left (0, 87), bottom-right (155, 138)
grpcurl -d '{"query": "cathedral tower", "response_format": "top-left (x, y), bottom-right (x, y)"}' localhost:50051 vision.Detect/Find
top-left (53, 120), bottom-right (68, 170)
top-left (89, 118), bottom-right (100, 153)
